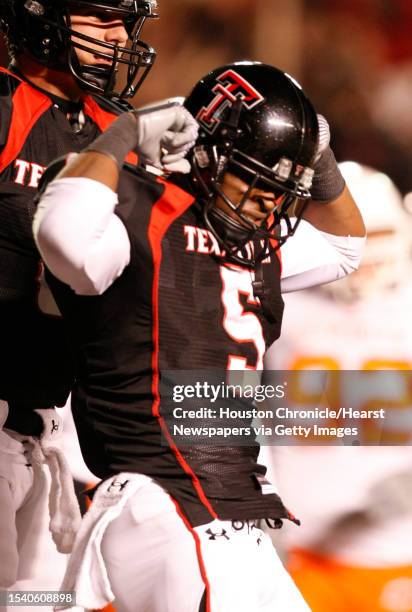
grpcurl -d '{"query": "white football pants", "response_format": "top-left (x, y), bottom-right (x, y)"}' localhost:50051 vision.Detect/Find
top-left (0, 401), bottom-right (68, 611)
top-left (101, 478), bottom-right (310, 612)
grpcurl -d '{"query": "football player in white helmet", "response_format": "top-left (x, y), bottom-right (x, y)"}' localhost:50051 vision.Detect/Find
top-left (261, 163), bottom-right (412, 612)
top-left (323, 161), bottom-right (411, 302)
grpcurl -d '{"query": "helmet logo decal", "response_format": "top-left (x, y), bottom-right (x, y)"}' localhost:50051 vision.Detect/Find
top-left (196, 69), bottom-right (264, 134)
top-left (24, 0), bottom-right (45, 16)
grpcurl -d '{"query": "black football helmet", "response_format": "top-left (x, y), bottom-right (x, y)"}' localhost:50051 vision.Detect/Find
top-left (0, 0), bottom-right (157, 99)
top-left (184, 61), bottom-right (319, 267)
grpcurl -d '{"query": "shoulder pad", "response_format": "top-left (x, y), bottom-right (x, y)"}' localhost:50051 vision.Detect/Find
top-left (91, 94), bottom-right (134, 116)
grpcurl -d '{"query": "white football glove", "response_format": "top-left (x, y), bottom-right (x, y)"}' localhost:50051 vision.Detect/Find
top-left (85, 101), bottom-right (198, 173)
top-left (311, 113), bottom-right (345, 201)
top-left (132, 102), bottom-right (198, 173)
top-left (315, 113), bottom-right (331, 161)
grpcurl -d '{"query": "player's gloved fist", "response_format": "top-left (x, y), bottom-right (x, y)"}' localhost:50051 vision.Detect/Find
top-left (85, 101), bottom-right (198, 174)
top-left (131, 102), bottom-right (198, 173)
top-left (310, 114), bottom-right (346, 202)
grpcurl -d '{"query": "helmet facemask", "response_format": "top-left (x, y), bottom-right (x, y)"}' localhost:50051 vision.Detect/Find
top-left (66, 1), bottom-right (157, 99)
top-left (184, 64), bottom-right (319, 268)
top-left (190, 100), bottom-right (315, 268)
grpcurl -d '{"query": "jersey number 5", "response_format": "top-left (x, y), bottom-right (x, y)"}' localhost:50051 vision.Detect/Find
top-left (220, 265), bottom-right (265, 371)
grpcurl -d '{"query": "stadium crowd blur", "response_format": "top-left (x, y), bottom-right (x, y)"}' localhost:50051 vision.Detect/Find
top-left (113, 0), bottom-right (412, 197)
top-left (146, 0), bottom-right (412, 197)
top-left (139, 0), bottom-right (411, 198)
top-left (1, 0), bottom-right (411, 193)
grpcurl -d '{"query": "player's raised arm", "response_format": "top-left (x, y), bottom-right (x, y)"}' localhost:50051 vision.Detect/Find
top-left (33, 103), bottom-right (198, 296)
top-left (280, 115), bottom-right (366, 292)
top-left (50, 102), bottom-right (199, 187)
top-left (302, 114), bottom-right (366, 237)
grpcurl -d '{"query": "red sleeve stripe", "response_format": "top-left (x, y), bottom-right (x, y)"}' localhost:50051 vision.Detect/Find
top-left (148, 178), bottom-right (219, 521)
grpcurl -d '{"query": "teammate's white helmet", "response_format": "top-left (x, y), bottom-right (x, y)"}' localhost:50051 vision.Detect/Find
top-left (324, 162), bottom-right (412, 301)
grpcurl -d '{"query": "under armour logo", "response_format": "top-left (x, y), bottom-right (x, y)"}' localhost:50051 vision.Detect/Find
top-left (107, 479), bottom-right (129, 493)
top-left (50, 419), bottom-right (59, 434)
top-left (205, 528), bottom-right (230, 541)
top-left (196, 69), bottom-right (264, 134)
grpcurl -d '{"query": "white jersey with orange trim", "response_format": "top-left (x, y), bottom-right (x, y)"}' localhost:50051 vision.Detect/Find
top-left (261, 284), bottom-right (412, 567)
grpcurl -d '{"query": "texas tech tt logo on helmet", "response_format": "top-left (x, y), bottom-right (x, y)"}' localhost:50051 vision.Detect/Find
top-left (184, 61), bottom-right (319, 268)
top-left (196, 69), bottom-right (264, 134)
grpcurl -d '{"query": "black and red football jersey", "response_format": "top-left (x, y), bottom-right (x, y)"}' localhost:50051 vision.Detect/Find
top-left (47, 165), bottom-right (291, 527)
top-left (0, 66), bottom-right (136, 417)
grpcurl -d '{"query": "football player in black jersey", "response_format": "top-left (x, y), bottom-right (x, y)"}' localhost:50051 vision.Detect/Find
top-left (35, 63), bottom-right (366, 611)
top-left (0, 0), bottom-right (162, 592)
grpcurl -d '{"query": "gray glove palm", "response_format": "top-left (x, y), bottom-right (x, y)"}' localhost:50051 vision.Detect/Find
top-left (85, 102), bottom-right (199, 173)
top-left (132, 102), bottom-right (198, 172)
top-left (311, 114), bottom-right (345, 202)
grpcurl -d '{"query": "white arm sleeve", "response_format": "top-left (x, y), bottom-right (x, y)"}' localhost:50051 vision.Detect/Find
top-left (33, 177), bottom-right (130, 296)
top-left (280, 219), bottom-right (365, 293)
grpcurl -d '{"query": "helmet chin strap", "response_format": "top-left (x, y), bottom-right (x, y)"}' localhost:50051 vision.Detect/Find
top-left (208, 206), bottom-right (254, 250)
top-left (78, 64), bottom-right (116, 94)
top-left (208, 204), bottom-right (280, 323)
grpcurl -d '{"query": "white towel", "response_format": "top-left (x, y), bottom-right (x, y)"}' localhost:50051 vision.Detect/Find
top-left (0, 403), bottom-right (81, 589)
top-left (55, 472), bottom-right (151, 611)
top-left (28, 441), bottom-right (82, 553)
top-left (30, 409), bottom-right (82, 553)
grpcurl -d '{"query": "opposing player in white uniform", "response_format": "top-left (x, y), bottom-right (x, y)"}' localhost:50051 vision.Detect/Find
top-left (262, 163), bottom-right (412, 612)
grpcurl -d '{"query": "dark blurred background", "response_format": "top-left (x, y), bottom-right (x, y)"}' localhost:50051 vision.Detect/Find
top-left (140, 0), bottom-right (412, 197)
top-left (1, 0), bottom-right (411, 192)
